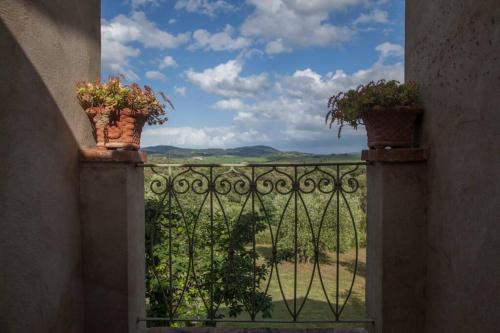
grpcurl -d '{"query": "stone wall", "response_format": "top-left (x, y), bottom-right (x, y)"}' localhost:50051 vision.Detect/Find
top-left (406, 1), bottom-right (500, 332)
top-left (0, 1), bottom-right (100, 332)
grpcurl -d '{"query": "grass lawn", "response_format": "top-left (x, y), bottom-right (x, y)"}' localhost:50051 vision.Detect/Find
top-left (216, 245), bottom-right (367, 329)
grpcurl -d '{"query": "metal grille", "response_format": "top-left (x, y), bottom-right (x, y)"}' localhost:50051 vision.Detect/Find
top-left (140, 162), bottom-right (369, 326)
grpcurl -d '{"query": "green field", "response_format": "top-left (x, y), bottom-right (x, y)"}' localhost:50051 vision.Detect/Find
top-left (142, 144), bottom-right (362, 165)
top-left (146, 153), bottom-right (361, 165)
top-left (217, 246), bottom-right (367, 329)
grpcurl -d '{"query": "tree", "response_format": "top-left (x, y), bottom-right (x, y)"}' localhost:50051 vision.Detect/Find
top-left (145, 195), bottom-right (272, 326)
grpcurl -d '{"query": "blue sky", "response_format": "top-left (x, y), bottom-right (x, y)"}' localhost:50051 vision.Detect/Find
top-left (101, 0), bottom-right (405, 153)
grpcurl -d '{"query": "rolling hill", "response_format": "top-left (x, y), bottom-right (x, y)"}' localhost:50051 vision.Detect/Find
top-left (142, 145), bottom-right (361, 163)
top-left (142, 145), bottom-right (281, 157)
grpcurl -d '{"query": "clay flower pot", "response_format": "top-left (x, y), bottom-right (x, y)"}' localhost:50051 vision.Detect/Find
top-left (361, 107), bottom-right (422, 149)
top-left (87, 107), bottom-right (146, 150)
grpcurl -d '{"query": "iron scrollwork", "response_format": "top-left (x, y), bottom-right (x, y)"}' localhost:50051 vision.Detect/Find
top-left (144, 162), bottom-right (367, 325)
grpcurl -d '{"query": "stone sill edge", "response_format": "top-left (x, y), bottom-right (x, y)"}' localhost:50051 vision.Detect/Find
top-left (80, 148), bottom-right (148, 164)
top-left (361, 148), bottom-right (427, 163)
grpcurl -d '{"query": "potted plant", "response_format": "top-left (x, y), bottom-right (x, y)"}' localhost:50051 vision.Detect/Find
top-left (326, 80), bottom-right (422, 149)
top-left (76, 76), bottom-right (173, 150)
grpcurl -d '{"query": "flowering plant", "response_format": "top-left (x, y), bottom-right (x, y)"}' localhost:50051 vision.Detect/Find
top-left (326, 80), bottom-right (420, 137)
top-left (76, 76), bottom-right (173, 125)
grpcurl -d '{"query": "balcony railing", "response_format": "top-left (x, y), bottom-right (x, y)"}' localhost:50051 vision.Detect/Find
top-left (141, 162), bottom-right (369, 327)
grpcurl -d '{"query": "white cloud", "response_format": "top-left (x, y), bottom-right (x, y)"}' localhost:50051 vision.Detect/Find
top-left (237, 48), bottom-right (265, 60)
top-left (213, 98), bottom-right (245, 110)
top-left (190, 25), bottom-right (251, 52)
top-left (159, 56), bottom-right (177, 69)
top-left (175, 86), bottom-right (187, 96)
top-left (143, 43), bottom-right (404, 153)
top-left (102, 11), bottom-right (190, 49)
top-left (101, 32), bottom-right (141, 80)
top-left (174, 0), bottom-right (234, 17)
top-left (145, 70), bottom-right (167, 81)
top-left (277, 64), bottom-right (404, 104)
top-left (142, 126), bottom-right (267, 148)
top-left (169, 18), bottom-right (177, 24)
top-left (185, 59), bottom-right (269, 98)
top-left (234, 111), bottom-right (258, 122)
top-left (207, 43), bottom-right (403, 150)
top-left (241, 0), bottom-right (358, 51)
top-left (101, 11), bottom-right (189, 81)
top-left (284, 0), bottom-right (366, 13)
top-left (353, 9), bottom-right (389, 25)
top-left (275, 42), bottom-right (404, 104)
top-left (375, 42), bottom-right (404, 60)
top-left (111, 66), bottom-right (140, 82)
top-left (265, 39), bottom-right (292, 55)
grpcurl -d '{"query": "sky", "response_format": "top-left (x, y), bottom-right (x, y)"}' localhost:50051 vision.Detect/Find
top-left (101, 0), bottom-right (405, 154)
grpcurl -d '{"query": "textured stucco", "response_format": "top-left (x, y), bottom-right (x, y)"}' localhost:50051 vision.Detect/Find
top-left (366, 162), bottom-right (427, 333)
top-left (0, 1), bottom-right (100, 332)
top-left (80, 161), bottom-right (146, 333)
top-left (406, 1), bottom-right (500, 332)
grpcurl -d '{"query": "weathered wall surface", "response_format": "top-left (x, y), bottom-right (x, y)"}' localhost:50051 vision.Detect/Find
top-left (366, 160), bottom-right (427, 333)
top-left (80, 155), bottom-right (146, 333)
top-left (406, 1), bottom-right (500, 332)
top-left (0, 1), bottom-right (100, 332)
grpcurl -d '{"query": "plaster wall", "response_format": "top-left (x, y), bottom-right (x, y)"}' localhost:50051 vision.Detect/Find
top-left (366, 162), bottom-right (426, 333)
top-left (0, 1), bottom-right (100, 332)
top-left (80, 161), bottom-right (146, 333)
top-left (406, 1), bottom-right (500, 332)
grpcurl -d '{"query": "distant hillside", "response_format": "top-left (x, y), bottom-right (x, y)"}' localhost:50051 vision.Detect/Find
top-left (142, 145), bottom-right (360, 163)
top-left (143, 145), bottom-right (284, 158)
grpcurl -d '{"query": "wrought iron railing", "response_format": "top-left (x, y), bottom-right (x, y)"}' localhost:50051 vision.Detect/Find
top-left (140, 162), bottom-right (368, 326)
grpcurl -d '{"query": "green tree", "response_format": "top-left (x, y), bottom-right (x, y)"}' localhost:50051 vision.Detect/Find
top-left (145, 195), bottom-right (272, 326)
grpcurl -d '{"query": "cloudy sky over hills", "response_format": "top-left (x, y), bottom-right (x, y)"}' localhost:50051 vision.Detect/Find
top-left (101, 0), bottom-right (405, 153)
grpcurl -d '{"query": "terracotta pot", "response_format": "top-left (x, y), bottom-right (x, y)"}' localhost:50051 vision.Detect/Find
top-left (361, 107), bottom-right (422, 149)
top-left (87, 107), bottom-right (146, 150)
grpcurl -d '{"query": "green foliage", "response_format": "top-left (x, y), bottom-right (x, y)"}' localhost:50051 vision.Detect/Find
top-left (145, 195), bottom-right (272, 326)
top-left (213, 214), bottom-right (272, 319)
top-left (76, 76), bottom-right (173, 125)
top-left (145, 197), bottom-right (203, 323)
top-left (326, 80), bottom-right (420, 137)
top-left (272, 183), bottom-right (366, 260)
top-left (144, 164), bottom-right (367, 327)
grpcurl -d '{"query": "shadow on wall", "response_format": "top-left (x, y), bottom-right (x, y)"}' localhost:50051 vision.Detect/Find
top-left (6, 0), bottom-right (101, 35)
top-left (0, 0), bottom-right (99, 331)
